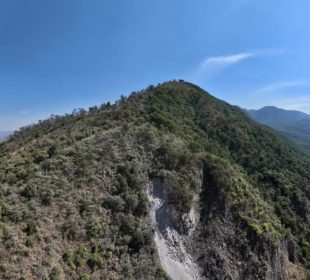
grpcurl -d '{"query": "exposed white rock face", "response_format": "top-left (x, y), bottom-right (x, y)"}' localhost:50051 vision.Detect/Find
top-left (148, 179), bottom-right (203, 280)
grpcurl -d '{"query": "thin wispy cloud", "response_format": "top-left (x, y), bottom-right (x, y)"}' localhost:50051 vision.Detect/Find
top-left (20, 111), bottom-right (29, 115)
top-left (200, 52), bottom-right (254, 70)
top-left (273, 96), bottom-right (310, 113)
top-left (244, 79), bottom-right (310, 112)
top-left (198, 49), bottom-right (287, 78)
top-left (257, 79), bottom-right (310, 92)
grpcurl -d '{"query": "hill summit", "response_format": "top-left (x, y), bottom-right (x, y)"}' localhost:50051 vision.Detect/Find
top-left (0, 81), bottom-right (309, 279)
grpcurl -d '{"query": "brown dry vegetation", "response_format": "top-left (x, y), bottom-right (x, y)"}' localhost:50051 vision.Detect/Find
top-left (0, 81), bottom-right (309, 279)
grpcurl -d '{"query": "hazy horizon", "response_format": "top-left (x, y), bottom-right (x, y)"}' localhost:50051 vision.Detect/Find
top-left (2, 85), bottom-right (310, 133)
top-left (1, 0), bottom-right (310, 130)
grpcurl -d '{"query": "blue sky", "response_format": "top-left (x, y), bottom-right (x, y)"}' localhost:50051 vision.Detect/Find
top-left (1, 0), bottom-right (310, 130)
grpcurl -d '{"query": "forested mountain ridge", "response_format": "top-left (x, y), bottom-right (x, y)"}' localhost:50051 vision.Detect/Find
top-left (0, 81), bottom-right (309, 279)
top-left (247, 106), bottom-right (310, 126)
top-left (247, 106), bottom-right (310, 154)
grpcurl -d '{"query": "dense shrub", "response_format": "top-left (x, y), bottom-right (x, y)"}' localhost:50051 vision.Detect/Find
top-left (129, 230), bottom-right (145, 252)
top-left (103, 196), bottom-right (125, 212)
top-left (87, 245), bottom-right (103, 269)
top-left (86, 220), bottom-right (103, 239)
top-left (49, 266), bottom-right (63, 280)
top-left (165, 176), bottom-right (193, 213)
top-left (21, 184), bottom-right (38, 199)
top-left (119, 214), bottom-right (138, 234)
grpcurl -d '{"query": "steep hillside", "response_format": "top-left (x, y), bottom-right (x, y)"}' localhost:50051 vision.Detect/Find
top-left (0, 81), bottom-right (310, 279)
top-left (247, 106), bottom-right (310, 153)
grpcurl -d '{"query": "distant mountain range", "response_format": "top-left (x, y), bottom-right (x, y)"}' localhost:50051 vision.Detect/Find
top-left (246, 106), bottom-right (310, 153)
top-left (0, 131), bottom-right (12, 140)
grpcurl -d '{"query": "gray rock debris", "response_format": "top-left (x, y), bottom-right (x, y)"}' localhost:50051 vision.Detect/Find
top-left (148, 178), bottom-right (204, 280)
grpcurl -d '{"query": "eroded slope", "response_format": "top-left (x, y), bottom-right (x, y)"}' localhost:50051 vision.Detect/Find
top-left (0, 81), bottom-right (309, 279)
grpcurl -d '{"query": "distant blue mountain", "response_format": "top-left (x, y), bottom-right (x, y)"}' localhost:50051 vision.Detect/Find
top-left (247, 106), bottom-right (310, 126)
top-left (0, 131), bottom-right (13, 140)
top-left (247, 106), bottom-right (310, 153)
